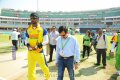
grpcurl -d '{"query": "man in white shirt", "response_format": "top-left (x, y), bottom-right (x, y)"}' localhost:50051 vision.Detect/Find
top-left (11, 29), bottom-right (20, 50)
top-left (56, 26), bottom-right (80, 80)
top-left (95, 28), bottom-right (108, 69)
top-left (48, 26), bottom-right (59, 62)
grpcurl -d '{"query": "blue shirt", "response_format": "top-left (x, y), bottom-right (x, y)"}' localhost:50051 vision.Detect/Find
top-left (21, 31), bottom-right (26, 39)
top-left (56, 35), bottom-right (80, 63)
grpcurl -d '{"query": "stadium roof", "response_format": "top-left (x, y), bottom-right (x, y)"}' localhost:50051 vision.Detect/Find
top-left (0, 7), bottom-right (120, 18)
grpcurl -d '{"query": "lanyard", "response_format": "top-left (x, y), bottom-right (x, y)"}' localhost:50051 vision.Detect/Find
top-left (61, 37), bottom-right (71, 50)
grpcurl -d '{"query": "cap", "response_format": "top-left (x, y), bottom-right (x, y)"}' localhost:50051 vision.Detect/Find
top-left (103, 29), bottom-right (106, 32)
top-left (75, 28), bottom-right (79, 32)
top-left (30, 12), bottom-right (39, 18)
top-left (52, 26), bottom-right (56, 29)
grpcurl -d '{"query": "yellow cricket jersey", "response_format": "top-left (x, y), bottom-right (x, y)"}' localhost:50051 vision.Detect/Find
top-left (27, 23), bottom-right (44, 48)
top-left (113, 34), bottom-right (118, 43)
top-left (27, 24), bottom-right (50, 80)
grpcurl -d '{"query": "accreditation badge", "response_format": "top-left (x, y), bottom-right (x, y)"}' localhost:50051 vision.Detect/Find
top-left (60, 50), bottom-right (64, 57)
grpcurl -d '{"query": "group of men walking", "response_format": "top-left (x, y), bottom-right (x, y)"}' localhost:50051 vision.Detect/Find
top-left (10, 12), bottom-right (120, 80)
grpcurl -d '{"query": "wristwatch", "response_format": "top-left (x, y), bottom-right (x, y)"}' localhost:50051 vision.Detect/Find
top-left (75, 62), bottom-right (79, 64)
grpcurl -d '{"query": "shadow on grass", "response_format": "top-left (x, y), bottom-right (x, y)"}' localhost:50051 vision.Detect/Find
top-left (0, 46), bottom-right (27, 54)
top-left (75, 65), bottom-right (101, 77)
top-left (107, 55), bottom-right (111, 60)
top-left (80, 58), bottom-right (87, 62)
top-left (49, 65), bottom-right (57, 72)
top-left (106, 54), bottom-right (115, 66)
top-left (108, 74), bottom-right (119, 80)
top-left (106, 54), bottom-right (115, 60)
top-left (0, 46), bottom-right (12, 54)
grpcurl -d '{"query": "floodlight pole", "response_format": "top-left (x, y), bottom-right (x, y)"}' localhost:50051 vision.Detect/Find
top-left (37, 0), bottom-right (39, 11)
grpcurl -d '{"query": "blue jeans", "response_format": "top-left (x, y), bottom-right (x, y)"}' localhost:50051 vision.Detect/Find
top-left (57, 56), bottom-right (75, 80)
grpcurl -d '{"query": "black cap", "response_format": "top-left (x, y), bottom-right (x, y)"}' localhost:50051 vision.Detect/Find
top-left (117, 30), bottom-right (120, 33)
top-left (30, 12), bottom-right (39, 18)
top-left (52, 26), bottom-right (56, 29)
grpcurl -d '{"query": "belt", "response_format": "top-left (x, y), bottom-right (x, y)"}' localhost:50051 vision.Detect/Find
top-left (61, 56), bottom-right (74, 59)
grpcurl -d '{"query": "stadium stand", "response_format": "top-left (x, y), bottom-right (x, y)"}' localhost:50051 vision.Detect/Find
top-left (0, 7), bottom-right (120, 33)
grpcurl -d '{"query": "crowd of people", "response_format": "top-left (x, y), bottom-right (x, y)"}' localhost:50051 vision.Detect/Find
top-left (10, 12), bottom-right (120, 80)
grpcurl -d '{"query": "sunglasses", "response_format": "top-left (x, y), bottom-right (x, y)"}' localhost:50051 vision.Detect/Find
top-left (30, 18), bottom-right (37, 20)
top-left (61, 34), bottom-right (66, 37)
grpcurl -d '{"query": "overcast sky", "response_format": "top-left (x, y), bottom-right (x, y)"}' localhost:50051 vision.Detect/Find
top-left (0, 0), bottom-right (120, 12)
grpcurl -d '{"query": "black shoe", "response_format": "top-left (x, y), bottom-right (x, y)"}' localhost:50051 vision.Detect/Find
top-left (47, 60), bottom-right (52, 63)
top-left (94, 63), bottom-right (100, 66)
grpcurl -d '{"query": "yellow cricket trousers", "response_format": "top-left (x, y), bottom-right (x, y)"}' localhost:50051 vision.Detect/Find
top-left (28, 51), bottom-right (50, 80)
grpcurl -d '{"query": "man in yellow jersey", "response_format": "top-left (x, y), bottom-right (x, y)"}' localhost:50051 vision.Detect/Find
top-left (110, 32), bottom-right (118, 57)
top-left (26, 13), bottom-right (50, 80)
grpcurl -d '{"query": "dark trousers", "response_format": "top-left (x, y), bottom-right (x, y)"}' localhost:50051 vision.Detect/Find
top-left (57, 56), bottom-right (74, 80)
top-left (49, 44), bottom-right (56, 61)
top-left (83, 45), bottom-right (90, 58)
top-left (12, 40), bottom-right (18, 50)
top-left (96, 49), bottom-right (106, 66)
top-left (93, 44), bottom-right (97, 52)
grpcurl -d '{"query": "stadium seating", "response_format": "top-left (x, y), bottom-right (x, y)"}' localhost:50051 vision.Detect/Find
top-left (0, 7), bottom-right (120, 31)
top-left (1, 7), bottom-right (120, 18)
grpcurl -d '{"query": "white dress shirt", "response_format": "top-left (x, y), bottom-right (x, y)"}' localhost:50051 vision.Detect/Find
top-left (49, 31), bottom-right (59, 45)
top-left (56, 35), bottom-right (80, 63)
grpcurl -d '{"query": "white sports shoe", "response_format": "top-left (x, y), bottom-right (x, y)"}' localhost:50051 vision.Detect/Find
top-left (117, 71), bottom-right (120, 75)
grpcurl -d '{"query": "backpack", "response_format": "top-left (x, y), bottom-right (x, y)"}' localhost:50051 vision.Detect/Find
top-left (94, 34), bottom-right (106, 45)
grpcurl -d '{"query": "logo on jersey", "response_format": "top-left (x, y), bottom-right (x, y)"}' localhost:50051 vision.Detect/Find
top-left (37, 30), bottom-right (41, 33)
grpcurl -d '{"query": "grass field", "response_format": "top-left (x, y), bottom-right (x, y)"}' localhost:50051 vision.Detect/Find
top-left (0, 34), bottom-right (10, 43)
